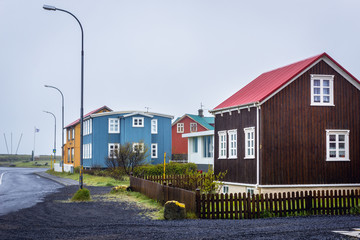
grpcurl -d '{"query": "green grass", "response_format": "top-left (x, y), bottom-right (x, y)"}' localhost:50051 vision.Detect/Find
top-left (46, 169), bottom-right (129, 187)
top-left (0, 154), bottom-right (51, 168)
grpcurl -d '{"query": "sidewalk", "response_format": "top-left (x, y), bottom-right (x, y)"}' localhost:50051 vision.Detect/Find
top-left (35, 171), bottom-right (79, 186)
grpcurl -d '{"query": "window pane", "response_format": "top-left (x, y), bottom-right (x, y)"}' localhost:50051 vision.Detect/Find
top-left (323, 80), bottom-right (329, 86)
top-left (329, 143), bottom-right (336, 149)
top-left (339, 143), bottom-right (345, 149)
top-left (330, 151), bottom-right (336, 157)
top-left (339, 151), bottom-right (345, 157)
top-left (323, 96), bottom-right (330, 103)
top-left (314, 80), bottom-right (320, 86)
top-left (329, 135), bottom-right (336, 141)
top-left (323, 88), bottom-right (329, 95)
top-left (314, 96), bottom-right (320, 102)
top-left (338, 135), bottom-right (345, 141)
top-left (314, 88), bottom-right (320, 94)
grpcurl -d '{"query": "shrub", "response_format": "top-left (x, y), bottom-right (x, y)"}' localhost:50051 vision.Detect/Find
top-left (133, 163), bottom-right (197, 176)
top-left (71, 188), bottom-right (91, 201)
top-left (110, 185), bottom-right (128, 193)
top-left (74, 166), bottom-right (80, 174)
top-left (350, 205), bottom-right (360, 215)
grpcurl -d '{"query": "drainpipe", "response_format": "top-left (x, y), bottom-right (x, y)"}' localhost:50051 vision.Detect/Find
top-left (256, 104), bottom-right (261, 192)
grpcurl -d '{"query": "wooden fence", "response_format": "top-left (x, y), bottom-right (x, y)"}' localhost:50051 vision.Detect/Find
top-left (130, 175), bottom-right (196, 213)
top-left (197, 189), bottom-right (360, 219)
top-left (131, 175), bottom-right (360, 219)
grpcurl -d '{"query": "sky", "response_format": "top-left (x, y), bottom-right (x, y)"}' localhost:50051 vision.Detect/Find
top-left (1, 0), bottom-right (360, 156)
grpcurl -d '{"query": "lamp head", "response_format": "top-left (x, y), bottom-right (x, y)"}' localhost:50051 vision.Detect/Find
top-left (43, 5), bottom-right (56, 11)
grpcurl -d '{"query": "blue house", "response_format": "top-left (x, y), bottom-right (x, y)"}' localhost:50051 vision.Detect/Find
top-left (82, 111), bottom-right (173, 168)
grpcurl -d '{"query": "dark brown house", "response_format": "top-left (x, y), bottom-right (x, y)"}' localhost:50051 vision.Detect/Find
top-left (210, 53), bottom-right (360, 194)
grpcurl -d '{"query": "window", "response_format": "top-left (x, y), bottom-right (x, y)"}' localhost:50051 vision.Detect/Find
top-left (326, 130), bottom-right (350, 161)
top-left (228, 130), bottom-right (237, 158)
top-left (109, 118), bottom-right (120, 133)
top-left (108, 143), bottom-right (120, 158)
top-left (177, 123), bottom-right (184, 133)
top-left (218, 131), bottom-right (227, 159)
top-left (311, 75), bottom-right (334, 106)
top-left (190, 123), bottom-right (197, 132)
top-left (203, 135), bottom-right (213, 158)
top-left (83, 143), bottom-right (92, 159)
top-left (151, 119), bottom-right (158, 134)
top-left (151, 143), bottom-right (158, 158)
top-left (84, 119), bottom-right (92, 135)
top-left (72, 128), bottom-right (75, 139)
top-left (223, 185), bottom-right (229, 194)
top-left (247, 188), bottom-right (255, 196)
top-left (192, 137), bottom-right (198, 153)
top-left (68, 130), bottom-right (71, 141)
top-left (133, 143), bottom-right (145, 153)
top-left (67, 148), bottom-right (70, 163)
top-left (244, 127), bottom-right (255, 159)
top-left (133, 117), bottom-right (144, 127)
top-left (71, 148), bottom-right (74, 163)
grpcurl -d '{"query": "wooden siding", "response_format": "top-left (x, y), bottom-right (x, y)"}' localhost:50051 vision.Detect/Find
top-left (260, 60), bottom-right (360, 185)
top-left (214, 108), bottom-right (257, 184)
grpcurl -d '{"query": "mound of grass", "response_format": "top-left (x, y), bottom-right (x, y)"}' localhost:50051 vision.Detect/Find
top-left (71, 188), bottom-right (91, 201)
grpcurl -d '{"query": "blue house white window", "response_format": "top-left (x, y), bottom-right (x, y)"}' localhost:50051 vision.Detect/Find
top-left (83, 119), bottom-right (92, 135)
top-left (133, 117), bottom-right (144, 127)
top-left (133, 143), bottom-right (144, 153)
top-left (109, 118), bottom-right (120, 133)
top-left (151, 143), bottom-right (158, 158)
top-left (108, 143), bottom-right (119, 157)
top-left (151, 119), bottom-right (158, 134)
top-left (83, 143), bottom-right (92, 159)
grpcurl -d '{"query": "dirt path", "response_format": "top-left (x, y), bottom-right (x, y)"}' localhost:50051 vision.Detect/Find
top-left (0, 185), bottom-right (358, 239)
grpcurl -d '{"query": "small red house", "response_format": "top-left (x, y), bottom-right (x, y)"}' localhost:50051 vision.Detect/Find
top-left (210, 53), bottom-right (360, 194)
top-left (172, 109), bottom-right (214, 160)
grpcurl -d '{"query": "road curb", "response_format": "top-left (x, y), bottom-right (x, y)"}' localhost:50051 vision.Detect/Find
top-left (35, 172), bottom-right (79, 186)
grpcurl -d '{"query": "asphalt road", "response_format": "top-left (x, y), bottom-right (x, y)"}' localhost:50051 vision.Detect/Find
top-left (0, 167), bottom-right (62, 216)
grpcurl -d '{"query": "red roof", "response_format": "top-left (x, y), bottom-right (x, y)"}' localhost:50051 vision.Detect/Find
top-left (213, 53), bottom-right (359, 111)
top-left (65, 106), bottom-right (112, 128)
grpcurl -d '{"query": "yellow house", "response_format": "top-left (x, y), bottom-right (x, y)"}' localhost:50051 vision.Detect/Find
top-left (63, 106), bottom-right (112, 167)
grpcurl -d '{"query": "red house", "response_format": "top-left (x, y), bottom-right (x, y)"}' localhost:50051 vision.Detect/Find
top-left (210, 53), bottom-right (360, 194)
top-left (172, 109), bottom-right (214, 160)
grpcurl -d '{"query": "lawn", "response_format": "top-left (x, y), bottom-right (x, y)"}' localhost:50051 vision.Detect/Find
top-left (0, 154), bottom-right (51, 168)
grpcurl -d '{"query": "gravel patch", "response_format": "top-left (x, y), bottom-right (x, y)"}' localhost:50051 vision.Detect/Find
top-left (0, 185), bottom-right (359, 239)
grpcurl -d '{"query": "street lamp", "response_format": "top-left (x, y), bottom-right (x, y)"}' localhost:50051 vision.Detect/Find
top-left (45, 85), bottom-right (64, 172)
top-left (43, 110), bottom-right (56, 160)
top-left (43, 4), bottom-right (85, 189)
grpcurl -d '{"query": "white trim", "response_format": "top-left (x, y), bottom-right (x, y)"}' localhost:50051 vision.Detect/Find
top-left (211, 103), bottom-right (257, 115)
top-left (182, 130), bottom-right (214, 138)
top-left (151, 119), bottom-right (158, 134)
top-left (151, 143), bottom-right (158, 158)
top-left (218, 130), bottom-right (227, 159)
top-left (108, 143), bottom-right (120, 157)
top-left (222, 181), bottom-right (257, 188)
top-left (124, 112), bottom-right (153, 118)
top-left (326, 129), bottom-right (350, 161)
top-left (132, 142), bottom-right (145, 153)
top-left (228, 129), bottom-right (237, 159)
top-left (256, 106), bottom-right (260, 186)
top-left (89, 110), bottom-right (173, 119)
top-left (244, 127), bottom-right (255, 159)
top-left (132, 117), bottom-right (144, 127)
top-left (310, 74), bottom-right (334, 106)
top-left (108, 118), bottom-right (120, 133)
top-left (177, 123), bottom-right (184, 133)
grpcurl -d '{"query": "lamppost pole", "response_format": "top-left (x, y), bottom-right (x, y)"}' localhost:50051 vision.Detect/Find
top-left (43, 111), bottom-right (56, 160)
top-left (43, 4), bottom-right (84, 189)
top-left (45, 85), bottom-right (64, 172)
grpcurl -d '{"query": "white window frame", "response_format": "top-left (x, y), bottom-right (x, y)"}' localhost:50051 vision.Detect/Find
top-left (71, 148), bottom-right (74, 163)
top-left (223, 185), bottom-right (229, 194)
top-left (132, 143), bottom-right (145, 153)
top-left (228, 129), bottom-right (237, 159)
top-left (310, 74), bottom-right (334, 106)
top-left (67, 148), bottom-right (70, 163)
top-left (244, 127), bottom-right (255, 159)
top-left (72, 128), bottom-right (75, 140)
top-left (177, 123), bottom-right (184, 133)
top-left (108, 143), bottom-right (120, 158)
top-left (151, 143), bottom-right (158, 158)
top-left (151, 119), bottom-right (158, 134)
top-left (108, 118), bottom-right (120, 133)
top-left (133, 117), bottom-right (144, 127)
top-left (326, 130), bottom-right (350, 161)
top-left (68, 130), bottom-right (71, 141)
top-left (218, 131), bottom-right (227, 159)
top-left (83, 143), bottom-right (92, 159)
top-left (190, 122), bottom-right (197, 132)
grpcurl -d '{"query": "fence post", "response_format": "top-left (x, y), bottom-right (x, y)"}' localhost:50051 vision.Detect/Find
top-left (305, 191), bottom-right (312, 214)
top-left (195, 188), bottom-right (201, 218)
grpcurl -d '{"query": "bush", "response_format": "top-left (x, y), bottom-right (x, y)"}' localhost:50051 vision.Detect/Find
top-left (71, 188), bottom-right (91, 201)
top-left (74, 166), bottom-right (80, 174)
top-left (133, 163), bottom-right (197, 176)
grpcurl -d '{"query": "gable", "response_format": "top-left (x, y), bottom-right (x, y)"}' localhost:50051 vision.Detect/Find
top-left (172, 114), bottom-right (214, 130)
top-left (212, 53), bottom-right (360, 113)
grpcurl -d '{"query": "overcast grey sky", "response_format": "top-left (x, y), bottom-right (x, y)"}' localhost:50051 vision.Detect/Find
top-left (1, 0), bottom-right (359, 156)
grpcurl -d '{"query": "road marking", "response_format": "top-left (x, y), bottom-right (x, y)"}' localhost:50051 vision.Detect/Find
top-left (0, 172), bottom-right (7, 185)
top-left (333, 229), bottom-right (360, 238)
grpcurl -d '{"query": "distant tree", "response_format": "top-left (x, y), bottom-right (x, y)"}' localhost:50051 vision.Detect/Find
top-left (106, 141), bottom-right (149, 175)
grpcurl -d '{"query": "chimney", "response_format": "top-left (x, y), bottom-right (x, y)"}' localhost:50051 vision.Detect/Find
top-left (198, 109), bottom-right (204, 117)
